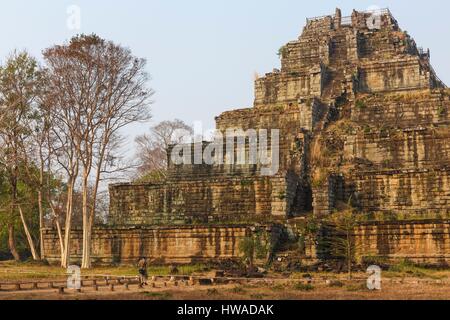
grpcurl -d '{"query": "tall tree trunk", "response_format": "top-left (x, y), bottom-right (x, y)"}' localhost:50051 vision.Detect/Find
top-left (61, 180), bottom-right (75, 268)
top-left (82, 146), bottom-right (106, 270)
top-left (38, 143), bottom-right (47, 260)
top-left (49, 203), bottom-right (65, 259)
top-left (9, 177), bottom-right (20, 261)
top-left (55, 218), bottom-right (64, 257)
top-left (38, 190), bottom-right (45, 260)
top-left (81, 173), bottom-right (91, 269)
top-left (18, 205), bottom-right (40, 260)
top-left (347, 231), bottom-right (352, 280)
top-left (81, 217), bottom-right (92, 269)
top-left (8, 224), bottom-right (20, 261)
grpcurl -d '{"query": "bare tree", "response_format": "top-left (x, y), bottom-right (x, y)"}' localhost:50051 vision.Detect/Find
top-left (135, 119), bottom-right (193, 179)
top-left (43, 34), bottom-right (153, 268)
top-left (24, 75), bottom-right (56, 261)
top-left (0, 51), bottom-right (45, 261)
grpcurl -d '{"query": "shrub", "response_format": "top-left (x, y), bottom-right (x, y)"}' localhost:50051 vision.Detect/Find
top-left (293, 283), bottom-right (315, 291)
top-left (240, 179), bottom-right (252, 187)
top-left (355, 100), bottom-right (366, 110)
top-left (271, 284), bottom-right (285, 291)
top-left (345, 282), bottom-right (367, 292)
top-left (277, 46), bottom-right (288, 59)
top-left (362, 255), bottom-right (390, 267)
top-left (142, 292), bottom-right (173, 300)
top-left (388, 259), bottom-right (428, 278)
top-left (239, 232), bottom-right (270, 266)
top-left (328, 280), bottom-right (345, 287)
top-left (230, 286), bottom-right (246, 294)
top-left (206, 288), bottom-right (219, 296)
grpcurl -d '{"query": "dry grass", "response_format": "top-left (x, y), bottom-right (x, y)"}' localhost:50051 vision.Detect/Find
top-left (0, 261), bottom-right (207, 281)
top-left (1, 278), bottom-right (449, 300)
top-left (1, 262), bottom-right (449, 300)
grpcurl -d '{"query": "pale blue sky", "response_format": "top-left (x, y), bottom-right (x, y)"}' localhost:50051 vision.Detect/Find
top-left (0, 0), bottom-right (449, 149)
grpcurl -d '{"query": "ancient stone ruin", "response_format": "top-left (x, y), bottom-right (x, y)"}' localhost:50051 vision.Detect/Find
top-left (44, 8), bottom-right (450, 266)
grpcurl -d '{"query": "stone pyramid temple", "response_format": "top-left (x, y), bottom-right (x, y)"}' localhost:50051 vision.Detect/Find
top-left (44, 8), bottom-right (450, 266)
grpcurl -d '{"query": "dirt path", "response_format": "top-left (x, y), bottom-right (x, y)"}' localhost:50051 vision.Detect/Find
top-left (1, 278), bottom-right (449, 300)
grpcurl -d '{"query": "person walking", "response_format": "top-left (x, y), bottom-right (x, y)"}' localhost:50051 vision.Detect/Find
top-left (137, 257), bottom-right (148, 287)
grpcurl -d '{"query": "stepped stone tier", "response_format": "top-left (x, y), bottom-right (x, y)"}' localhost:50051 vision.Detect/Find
top-left (44, 8), bottom-right (450, 266)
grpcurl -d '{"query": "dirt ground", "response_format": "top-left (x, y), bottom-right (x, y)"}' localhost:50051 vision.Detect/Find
top-left (1, 261), bottom-right (449, 300)
top-left (1, 280), bottom-right (449, 300)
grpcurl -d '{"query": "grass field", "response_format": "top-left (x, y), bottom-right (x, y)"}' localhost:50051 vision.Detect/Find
top-left (0, 260), bottom-right (449, 300)
top-left (0, 260), bottom-right (208, 281)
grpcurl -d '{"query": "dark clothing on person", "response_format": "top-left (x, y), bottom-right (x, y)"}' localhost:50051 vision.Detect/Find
top-left (137, 258), bottom-right (148, 286)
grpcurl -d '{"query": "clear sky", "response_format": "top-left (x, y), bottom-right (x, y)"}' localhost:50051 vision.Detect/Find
top-left (1, 0), bottom-right (449, 151)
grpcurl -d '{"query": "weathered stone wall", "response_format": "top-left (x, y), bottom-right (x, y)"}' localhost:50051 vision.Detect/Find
top-left (351, 90), bottom-right (449, 126)
top-left (108, 176), bottom-right (292, 225)
top-left (312, 124), bottom-right (450, 218)
top-left (215, 103), bottom-right (314, 174)
top-left (254, 67), bottom-right (324, 106)
top-left (312, 175), bottom-right (345, 217)
top-left (352, 169), bottom-right (450, 218)
top-left (354, 220), bottom-right (450, 265)
top-left (43, 226), bottom-right (249, 265)
top-left (345, 129), bottom-right (450, 170)
top-left (358, 58), bottom-right (432, 92)
top-left (281, 37), bottom-right (331, 71)
top-left (299, 98), bottom-right (327, 131)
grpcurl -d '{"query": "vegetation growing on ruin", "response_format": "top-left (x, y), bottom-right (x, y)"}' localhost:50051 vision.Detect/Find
top-left (239, 231), bottom-right (271, 270)
top-left (355, 100), bottom-right (366, 110)
top-left (134, 170), bottom-right (167, 184)
top-left (277, 45), bottom-right (288, 59)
